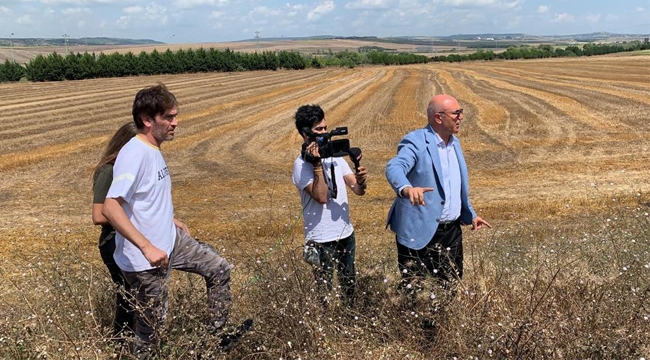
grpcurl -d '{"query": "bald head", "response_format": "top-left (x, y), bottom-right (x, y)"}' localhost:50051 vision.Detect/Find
top-left (426, 94), bottom-right (458, 124)
top-left (426, 94), bottom-right (463, 142)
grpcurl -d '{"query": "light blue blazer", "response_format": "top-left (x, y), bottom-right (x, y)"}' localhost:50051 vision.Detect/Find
top-left (385, 125), bottom-right (476, 250)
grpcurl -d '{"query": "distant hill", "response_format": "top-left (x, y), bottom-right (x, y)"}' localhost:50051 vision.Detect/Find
top-left (238, 32), bottom-right (648, 48)
top-left (238, 35), bottom-right (380, 42)
top-left (0, 37), bottom-right (164, 47)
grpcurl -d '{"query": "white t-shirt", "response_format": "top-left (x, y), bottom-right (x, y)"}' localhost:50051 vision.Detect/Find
top-left (292, 155), bottom-right (354, 243)
top-left (107, 135), bottom-right (177, 272)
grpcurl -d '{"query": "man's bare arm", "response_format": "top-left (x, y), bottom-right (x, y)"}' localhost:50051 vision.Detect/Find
top-left (344, 165), bottom-right (367, 196)
top-left (304, 163), bottom-right (328, 204)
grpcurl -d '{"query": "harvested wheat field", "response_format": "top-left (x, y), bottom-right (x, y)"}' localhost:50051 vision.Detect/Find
top-left (0, 54), bottom-right (649, 359)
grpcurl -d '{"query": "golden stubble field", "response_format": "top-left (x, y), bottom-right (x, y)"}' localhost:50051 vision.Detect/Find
top-left (1, 54), bottom-right (648, 255)
top-left (0, 54), bottom-right (649, 358)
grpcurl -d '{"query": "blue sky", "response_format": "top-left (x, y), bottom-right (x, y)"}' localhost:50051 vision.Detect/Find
top-left (0, 0), bottom-right (648, 43)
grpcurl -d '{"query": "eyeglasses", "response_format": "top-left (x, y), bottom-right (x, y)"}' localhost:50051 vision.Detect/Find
top-left (437, 108), bottom-right (463, 120)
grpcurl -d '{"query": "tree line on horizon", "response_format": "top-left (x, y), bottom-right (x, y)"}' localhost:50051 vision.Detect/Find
top-left (0, 41), bottom-right (648, 83)
top-left (0, 47), bottom-right (429, 82)
top-left (431, 41), bottom-right (650, 62)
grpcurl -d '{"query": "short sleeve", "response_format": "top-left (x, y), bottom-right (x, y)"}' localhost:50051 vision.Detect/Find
top-left (106, 144), bottom-right (145, 203)
top-left (292, 156), bottom-right (314, 191)
top-left (92, 164), bottom-right (113, 204)
top-left (338, 157), bottom-right (353, 177)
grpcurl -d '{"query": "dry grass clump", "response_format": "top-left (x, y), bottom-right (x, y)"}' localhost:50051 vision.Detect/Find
top-left (1, 201), bottom-right (648, 359)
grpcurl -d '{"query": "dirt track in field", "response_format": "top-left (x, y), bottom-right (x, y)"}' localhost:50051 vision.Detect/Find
top-left (1, 54), bottom-right (649, 256)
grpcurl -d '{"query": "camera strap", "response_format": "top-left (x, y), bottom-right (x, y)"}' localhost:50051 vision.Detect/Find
top-left (329, 161), bottom-right (338, 199)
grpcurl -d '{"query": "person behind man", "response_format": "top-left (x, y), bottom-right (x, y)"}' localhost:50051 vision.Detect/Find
top-left (102, 84), bottom-right (249, 356)
top-left (292, 104), bottom-right (368, 306)
top-left (92, 122), bottom-right (138, 341)
top-left (386, 94), bottom-right (491, 292)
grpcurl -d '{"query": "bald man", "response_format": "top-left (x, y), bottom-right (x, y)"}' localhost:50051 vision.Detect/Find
top-left (386, 94), bottom-right (491, 293)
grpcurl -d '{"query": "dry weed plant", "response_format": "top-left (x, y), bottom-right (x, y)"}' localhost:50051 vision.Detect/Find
top-left (1, 197), bottom-right (648, 359)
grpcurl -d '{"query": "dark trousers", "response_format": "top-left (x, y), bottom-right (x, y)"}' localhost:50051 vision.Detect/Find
top-left (311, 232), bottom-right (356, 302)
top-left (397, 221), bottom-right (463, 289)
top-left (99, 239), bottom-right (135, 337)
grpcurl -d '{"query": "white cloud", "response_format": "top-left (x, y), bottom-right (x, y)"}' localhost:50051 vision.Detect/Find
top-left (61, 7), bottom-right (92, 15)
top-left (251, 6), bottom-right (282, 17)
top-left (0, 6), bottom-right (11, 14)
top-left (435, 0), bottom-right (494, 5)
top-left (605, 14), bottom-right (618, 21)
top-left (503, 0), bottom-right (522, 10)
top-left (116, 15), bottom-right (129, 27)
top-left (16, 14), bottom-right (33, 24)
top-left (345, 0), bottom-right (391, 10)
top-left (123, 6), bottom-right (143, 14)
top-left (41, 0), bottom-right (83, 4)
top-left (209, 10), bottom-right (222, 19)
top-left (288, 4), bottom-right (307, 11)
top-left (433, 0), bottom-right (522, 9)
top-left (537, 5), bottom-right (549, 14)
top-left (116, 2), bottom-right (167, 28)
top-left (285, 3), bottom-right (307, 17)
top-left (434, 0), bottom-right (493, 6)
top-left (144, 2), bottom-right (167, 22)
top-left (308, 0), bottom-right (335, 20)
top-left (172, 0), bottom-right (227, 9)
top-left (635, 7), bottom-right (645, 12)
top-left (41, 0), bottom-right (126, 4)
top-left (552, 13), bottom-right (574, 23)
top-left (586, 13), bottom-right (600, 23)
top-left (398, 0), bottom-right (424, 8)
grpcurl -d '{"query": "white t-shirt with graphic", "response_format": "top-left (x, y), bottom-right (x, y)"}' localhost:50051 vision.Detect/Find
top-left (292, 155), bottom-right (354, 243)
top-left (107, 135), bottom-right (176, 272)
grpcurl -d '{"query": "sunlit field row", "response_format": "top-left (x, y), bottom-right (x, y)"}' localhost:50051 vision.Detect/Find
top-left (0, 54), bottom-right (649, 358)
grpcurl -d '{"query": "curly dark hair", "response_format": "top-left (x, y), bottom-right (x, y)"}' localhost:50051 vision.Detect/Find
top-left (294, 104), bottom-right (325, 136)
top-left (132, 83), bottom-right (178, 129)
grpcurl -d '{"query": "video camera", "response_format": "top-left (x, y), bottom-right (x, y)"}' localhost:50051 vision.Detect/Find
top-left (303, 126), bottom-right (350, 158)
top-left (302, 126), bottom-right (362, 171)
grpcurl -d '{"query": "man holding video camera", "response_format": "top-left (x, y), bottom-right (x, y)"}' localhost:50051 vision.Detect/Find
top-left (292, 104), bottom-right (368, 307)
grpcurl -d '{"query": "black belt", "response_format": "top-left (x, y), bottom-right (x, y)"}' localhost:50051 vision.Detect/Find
top-left (437, 220), bottom-right (459, 231)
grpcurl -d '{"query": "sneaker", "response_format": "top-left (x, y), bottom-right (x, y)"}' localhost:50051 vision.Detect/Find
top-left (218, 319), bottom-right (254, 352)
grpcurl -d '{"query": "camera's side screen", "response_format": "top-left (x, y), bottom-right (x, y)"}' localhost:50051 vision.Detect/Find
top-left (331, 139), bottom-right (350, 157)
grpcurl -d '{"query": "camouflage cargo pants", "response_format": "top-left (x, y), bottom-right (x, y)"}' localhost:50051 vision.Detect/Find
top-left (122, 228), bottom-right (233, 355)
